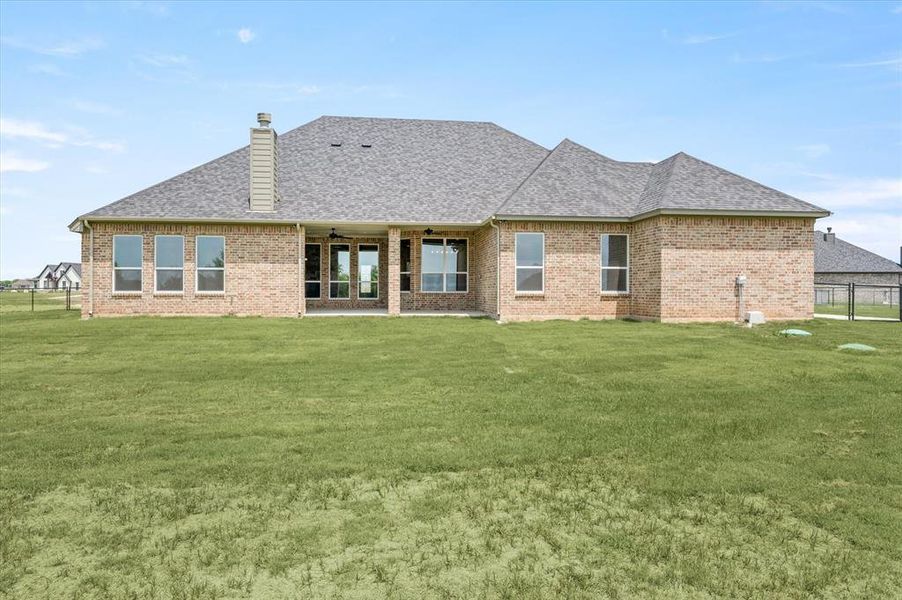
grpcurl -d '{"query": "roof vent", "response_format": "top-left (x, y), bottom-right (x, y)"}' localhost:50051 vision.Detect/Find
top-left (330, 142), bottom-right (342, 147)
top-left (361, 143), bottom-right (372, 148)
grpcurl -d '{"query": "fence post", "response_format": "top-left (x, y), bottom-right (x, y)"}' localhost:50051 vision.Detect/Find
top-left (899, 284), bottom-right (901, 322)
top-left (850, 282), bottom-right (855, 321)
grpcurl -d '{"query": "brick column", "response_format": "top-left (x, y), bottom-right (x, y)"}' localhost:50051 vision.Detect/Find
top-left (388, 226), bottom-right (401, 315)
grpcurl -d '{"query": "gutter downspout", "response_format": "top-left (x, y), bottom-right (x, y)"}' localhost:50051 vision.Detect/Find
top-left (85, 220), bottom-right (94, 318)
top-left (489, 218), bottom-right (501, 320)
top-left (296, 223), bottom-right (304, 317)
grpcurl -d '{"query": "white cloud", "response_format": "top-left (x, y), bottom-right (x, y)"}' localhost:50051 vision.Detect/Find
top-left (0, 117), bottom-right (125, 152)
top-left (791, 176), bottom-right (902, 210)
top-left (0, 118), bottom-right (67, 144)
top-left (0, 152), bottom-right (50, 173)
top-left (818, 213), bottom-right (902, 263)
top-left (681, 32), bottom-right (738, 45)
top-left (28, 63), bottom-right (67, 77)
top-left (237, 28), bottom-right (256, 44)
top-left (136, 53), bottom-right (189, 67)
top-left (796, 143), bottom-right (830, 159)
top-left (835, 56), bottom-right (902, 70)
top-left (70, 99), bottom-right (123, 116)
top-left (892, 5), bottom-right (902, 14)
top-left (0, 36), bottom-right (104, 57)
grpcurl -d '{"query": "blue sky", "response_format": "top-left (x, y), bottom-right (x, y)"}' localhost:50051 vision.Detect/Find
top-left (1, 0), bottom-right (900, 279)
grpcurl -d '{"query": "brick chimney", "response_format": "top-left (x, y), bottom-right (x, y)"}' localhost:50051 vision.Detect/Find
top-left (824, 227), bottom-right (835, 244)
top-left (249, 112), bottom-right (278, 212)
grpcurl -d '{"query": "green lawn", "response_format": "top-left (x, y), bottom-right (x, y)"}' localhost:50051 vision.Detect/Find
top-left (816, 302), bottom-right (900, 320)
top-left (1, 303), bottom-right (900, 599)
top-left (0, 290), bottom-right (81, 312)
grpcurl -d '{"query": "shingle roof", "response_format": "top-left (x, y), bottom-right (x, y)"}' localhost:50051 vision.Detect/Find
top-left (497, 142), bottom-right (827, 218)
top-left (814, 231), bottom-right (902, 273)
top-left (76, 115), bottom-right (828, 225)
top-left (81, 116), bottom-right (548, 224)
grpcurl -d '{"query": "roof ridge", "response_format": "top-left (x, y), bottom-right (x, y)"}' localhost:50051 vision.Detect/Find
top-left (492, 140), bottom-right (563, 216)
top-left (636, 152), bottom-right (681, 213)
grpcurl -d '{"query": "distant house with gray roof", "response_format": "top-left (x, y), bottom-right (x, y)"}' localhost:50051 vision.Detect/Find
top-left (36, 262), bottom-right (82, 290)
top-left (69, 114), bottom-right (829, 321)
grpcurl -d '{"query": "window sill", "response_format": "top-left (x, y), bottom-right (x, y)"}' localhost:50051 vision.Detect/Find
top-left (153, 291), bottom-right (184, 296)
top-left (600, 292), bottom-right (630, 297)
top-left (112, 292), bottom-right (142, 297)
top-left (196, 291), bottom-right (225, 296)
top-left (515, 292), bottom-right (544, 297)
top-left (419, 291), bottom-right (469, 294)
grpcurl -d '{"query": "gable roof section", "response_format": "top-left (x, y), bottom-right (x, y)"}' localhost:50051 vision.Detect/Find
top-left (75, 115), bottom-right (828, 226)
top-left (80, 116), bottom-right (549, 225)
top-left (634, 152), bottom-right (827, 217)
top-left (495, 139), bottom-right (650, 218)
top-left (815, 231), bottom-right (902, 273)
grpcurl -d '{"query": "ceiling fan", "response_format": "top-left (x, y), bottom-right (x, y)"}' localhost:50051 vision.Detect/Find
top-left (328, 228), bottom-right (351, 240)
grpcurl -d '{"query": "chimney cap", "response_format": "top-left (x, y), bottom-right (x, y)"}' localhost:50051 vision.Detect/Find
top-left (827, 227), bottom-right (832, 233)
top-left (256, 112), bottom-right (272, 127)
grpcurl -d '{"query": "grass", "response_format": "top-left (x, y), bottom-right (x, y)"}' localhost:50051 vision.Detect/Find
top-left (815, 302), bottom-right (899, 320)
top-left (0, 290), bottom-right (81, 312)
top-left (1, 296), bottom-right (900, 599)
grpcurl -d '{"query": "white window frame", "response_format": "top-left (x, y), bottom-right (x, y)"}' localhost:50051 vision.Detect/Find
top-left (154, 235), bottom-right (185, 294)
top-left (304, 242), bottom-right (322, 299)
top-left (357, 243), bottom-right (380, 300)
top-left (514, 232), bottom-right (544, 295)
top-left (420, 237), bottom-right (469, 293)
top-left (600, 233), bottom-right (629, 294)
top-left (195, 235), bottom-right (226, 294)
top-left (329, 242), bottom-right (351, 300)
top-left (400, 238), bottom-right (412, 293)
top-left (112, 234), bottom-right (143, 294)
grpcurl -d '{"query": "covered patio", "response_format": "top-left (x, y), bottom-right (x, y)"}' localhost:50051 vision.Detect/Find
top-left (301, 223), bottom-right (496, 318)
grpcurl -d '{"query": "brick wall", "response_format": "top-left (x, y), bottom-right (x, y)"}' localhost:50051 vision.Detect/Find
top-left (81, 217), bottom-right (816, 322)
top-left (659, 216), bottom-right (815, 322)
top-left (497, 221), bottom-right (632, 321)
top-left (398, 229), bottom-right (478, 312)
top-left (497, 216), bottom-right (814, 322)
top-left (82, 222), bottom-right (300, 317)
top-left (473, 224), bottom-right (498, 316)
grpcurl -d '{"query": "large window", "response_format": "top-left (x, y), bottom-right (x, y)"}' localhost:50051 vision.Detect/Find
top-left (515, 232), bottom-right (544, 293)
top-left (421, 238), bottom-right (467, 292)
top-left (400, 239), bottom-right (411, 292)
top-left (601, 234), bottom-right (629, 293)
top-left (113, 235), bottom-right (143, 293)
top-left (155, 235), bottom-right (184, 292)
top-left (358, 244), bottom-right (379, 299)
top-left (305, 243), bottom-right (321, 299)
top-left (329, 244), bottom-right (350, 299)
top-left (196, 236), bottom-right (225, 293)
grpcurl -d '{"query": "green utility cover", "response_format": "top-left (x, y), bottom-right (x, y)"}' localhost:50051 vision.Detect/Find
top-left (838, 343), bottom-right (876, 352)
top-left (780, 329), bottom-right (812, 336)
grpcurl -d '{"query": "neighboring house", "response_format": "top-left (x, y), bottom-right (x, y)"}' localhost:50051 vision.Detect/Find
top-left (10, 278), bottom-right (36, 290)
top-left (69, 114), bottom-right (829, 321)
top-left (814, 228), bottom-right (902, 306)
top-left (35, 262), bottom-right (82, 290)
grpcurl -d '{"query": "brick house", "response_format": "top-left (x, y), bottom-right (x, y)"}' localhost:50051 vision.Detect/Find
top-left (69, 114), bottom-right (829, 321)
top-left (814, 228), bottom-right (901, 307)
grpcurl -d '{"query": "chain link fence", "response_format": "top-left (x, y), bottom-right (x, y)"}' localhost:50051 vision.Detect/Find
top-left (814, 282), bottom-right (901, 322)
top-left (0, 288), bottom-right (81, 313)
